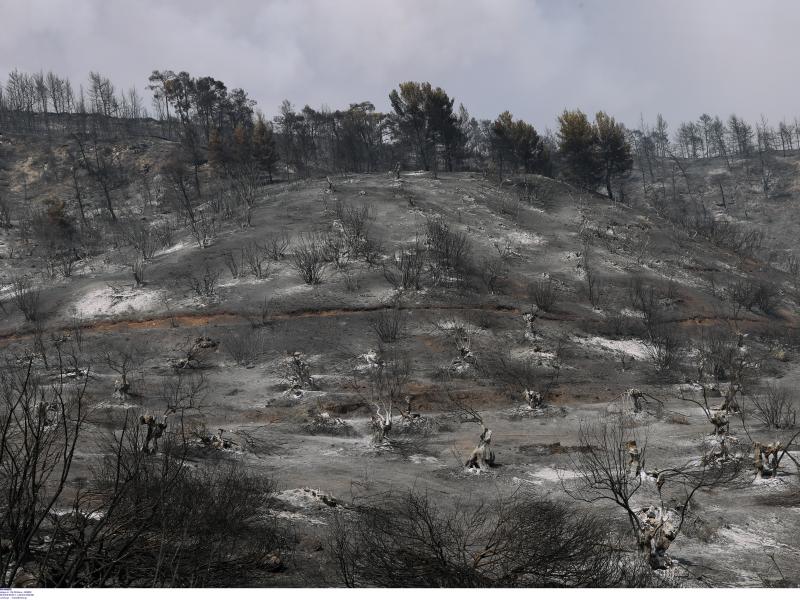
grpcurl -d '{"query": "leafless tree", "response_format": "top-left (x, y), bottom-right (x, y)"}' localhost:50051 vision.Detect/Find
top-left (100, 341), bottom-right (143, 400)
top-left (352, 347), bottom-right (410, 446)
top-left (163, 153), bottom-right (216, 248)
top-left (737, 410), bottom-right (800, 480)
top-left (73, 131), bottom-right (125, 221)
top-left (584, 266), bottom-right (604, 308)
top-left (566, 416), bottom-right (733, 569)
top-left (0, 353), bottom-right (90, 587)
top-left (643, 322), bottom-right (683, 372)
top-left (695, 325), bottom-right (756, 413)
top-left (0, 190), bottom-right (12, 229)
top-left (480, 257), bottom-right (506, 294)
top-left (222, 328), bottom-right (267, 366)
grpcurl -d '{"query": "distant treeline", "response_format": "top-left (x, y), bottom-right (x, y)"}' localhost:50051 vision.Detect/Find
top-left (0, 68), bottom-right (795, 192)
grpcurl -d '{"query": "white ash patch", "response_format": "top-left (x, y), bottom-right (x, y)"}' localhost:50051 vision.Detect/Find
top-left (509, 346), bottom-right (556, 361)
top-left (753, 474), bottom-right (792, 488)
top-left (321, 447), bottom-right (348, 456)
top-left (156, 240), bottom-right (191, 256)
top-left (51, 508), bottom-right (105, 520)
top-left (507, 404), bottom-right (567, 419)
top-left (268, 510), bottom-right (327, 526)
top-left (218, 276), bottom-right (273, 288)
top-left (529, 467), bottom-right (579, 482)
top-left (355, 349), bottom-right (383, 372)
top-left (505, 230), bottom-right (544, 246)
top-left (95, 400), bottom-right (140, 410)
top-left (575, 335), bottom-right (651, 360)
top-left (409, 454), bottom-right (440, 464)
top-left (75, 286), bottom-right (162, 318)
top-left (434, 318), bottom-right (471, 331)
top-left (716, 524), bottom-right (795, 553)
top-left (274, 487), bottom-right (342, 510)
top-left (281, 282), bottom-right (322, 296)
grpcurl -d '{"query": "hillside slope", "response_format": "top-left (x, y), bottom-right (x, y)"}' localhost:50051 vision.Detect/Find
top-left (1, 131), bottom-right (799, 586)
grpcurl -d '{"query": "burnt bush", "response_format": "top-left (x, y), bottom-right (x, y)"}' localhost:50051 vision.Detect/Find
top-left (383, 242), bottom-right (425, 291)
top-left (480, 258), bottom-right (507, 294)
top-left (292, 234), bottom-right (326, 284)
top-left (329, 490), bottom-right (662, 587)
top-left (183, 261), bottom-right (220, 299)
top-left (585, 267), bottom-right (604, 308)
top-left (264, 232), bottom-right (290, 260)
top-left (370, 304), bottom-right (407, 343)
top-left (753, 281), bottom-right (781, 315)
top-left (0, 364), bottom-right (287, 588)
top-left (425, 217), bottom-right (472, 281)
top-left (222, 328), bottom-right (267, 366)
top-left (644, 322), bottom-right (683, 372)
top-left (11, 277), bottom-right (41, 322)
top-left (529, 279), bottom-right (559, 312)
top-left (750, 385), bottom-right (797, 430)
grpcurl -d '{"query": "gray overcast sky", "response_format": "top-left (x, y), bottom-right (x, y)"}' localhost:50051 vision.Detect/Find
top-left (1, 0), bottom-right (797, 130)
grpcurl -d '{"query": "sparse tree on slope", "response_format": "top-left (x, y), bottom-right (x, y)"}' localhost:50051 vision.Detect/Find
top-left (557, 108), bottom-right (601, 191)
top-left (595, 111), bottom-right (633, 199)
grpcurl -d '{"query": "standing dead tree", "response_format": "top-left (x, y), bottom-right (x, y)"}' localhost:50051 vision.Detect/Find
top-left (737, 407), bottom-right (800, 480)
top-left (352, 348), bottom-right (410, 446)
top-left (479, 350), bottom-right (546, 410)
top-left (565, 417), bottom-right (732, 569)
top-left (430, 316), bottom-right (480, 373)
top-left (100, 341), bottom-right (143, 401)
top-left (163, 154), bottom-right (216, 248)
top-left (692, 326), bottom-right (757, 418)
top-left (444, 387), bottom-right (495, 471)
top-left (9, 409), bottom-right (286, 586)
top-left (72, 132), bottom-right (126, 222)
top-left (0, 353), bottom-right (90, 587)
top-left (678, 386), bottom-right (731, 436)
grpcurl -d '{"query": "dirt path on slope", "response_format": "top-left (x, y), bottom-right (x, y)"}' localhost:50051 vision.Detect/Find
top-left (0, 300), bottom-right (789, 345)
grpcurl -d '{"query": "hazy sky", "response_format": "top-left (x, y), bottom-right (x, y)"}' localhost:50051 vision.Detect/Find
top-left (1, 0), bottom-right (797, 130)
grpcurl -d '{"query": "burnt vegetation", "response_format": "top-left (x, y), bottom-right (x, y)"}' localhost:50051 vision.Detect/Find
top-left (1, 65), bottom-right (800, 590)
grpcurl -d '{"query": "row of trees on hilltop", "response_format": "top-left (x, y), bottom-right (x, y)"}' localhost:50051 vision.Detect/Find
top-left (5, 67), bottom-right (800, 199)
top-left (0, 69), bottom-right (152, 136)
top-left (672, 114), bottom-right (800, 161)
